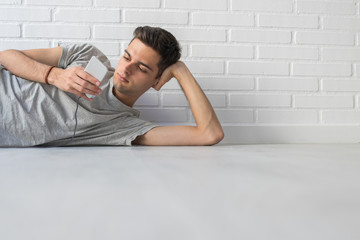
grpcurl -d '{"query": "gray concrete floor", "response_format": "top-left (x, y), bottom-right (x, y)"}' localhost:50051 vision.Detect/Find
top-left (0, 144), bottom-right (360, 240)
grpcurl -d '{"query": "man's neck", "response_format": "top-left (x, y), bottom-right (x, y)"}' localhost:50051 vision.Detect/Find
top-left (112, 87), bottom-right (137, 108)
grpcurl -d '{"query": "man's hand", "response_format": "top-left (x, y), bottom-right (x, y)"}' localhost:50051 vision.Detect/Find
top-left (48, 66), bottom-right (102, 101)
top-left (152, 61), bottom-right (186, 91)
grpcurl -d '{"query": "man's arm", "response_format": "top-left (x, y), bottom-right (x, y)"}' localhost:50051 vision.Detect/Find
top-left (133, 61), bottom-right (224, 146)
top-left (0, 47), bottom-right (101, 100)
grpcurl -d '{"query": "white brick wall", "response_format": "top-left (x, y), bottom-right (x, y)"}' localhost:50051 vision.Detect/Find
top-left (165, 0), bottom-right (227, 11)
top-left (258, 14), bottom-right (319, 28)
top-left (293, 63), bottom-right (352, 77)
top-left (323, 17), bottom-right (360, 30)
top-left (297, 1), bottom-right (356, 15)
top-left (295, 31), bottom-right (355, 45)
top-left (1, 0), bottom-right (360, 143)
top-left (0, 24), bottom-right (20, 37)
top-left (230, 94), bottom-right (292, 107)
top-left (0, 7), bottom-right (51, 21)
top-left (232, 0), bottom-right (293, 12)
top-left (54, 8), bottom-right (120, 23)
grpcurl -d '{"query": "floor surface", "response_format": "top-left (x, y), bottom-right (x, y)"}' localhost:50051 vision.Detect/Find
top-left (0, 144), bottom-right (360, 240)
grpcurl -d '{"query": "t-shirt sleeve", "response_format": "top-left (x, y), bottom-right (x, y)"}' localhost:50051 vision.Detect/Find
top-left (44, 116), bottom-right (158, 147)
top-left (57, 43), bottom-right (112, 70)
top-left (85, 116), bottom-right (159, 146)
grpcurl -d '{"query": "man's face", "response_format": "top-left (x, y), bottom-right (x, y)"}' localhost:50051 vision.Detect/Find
top-left (113, 38), bottom-right (161, 103)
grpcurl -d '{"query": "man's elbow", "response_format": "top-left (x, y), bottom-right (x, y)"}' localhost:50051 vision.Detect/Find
top-left (0, 49), bottom-right (16, 66)
top-left (0, 50), bottom-right (4, 64)
top-left (203, 128), bottom-right (224, 146)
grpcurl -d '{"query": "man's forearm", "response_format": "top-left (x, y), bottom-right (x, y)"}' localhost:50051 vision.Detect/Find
top-left (173, 62), bottom-right (223, 141)
top-left (0, 47), bottom-right (102, 100)
top-left (0, 49), bottom-right (50, 84)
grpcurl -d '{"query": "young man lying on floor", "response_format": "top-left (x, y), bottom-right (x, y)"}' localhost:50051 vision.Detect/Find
top-left (0, 26), bottom-right (224, 147)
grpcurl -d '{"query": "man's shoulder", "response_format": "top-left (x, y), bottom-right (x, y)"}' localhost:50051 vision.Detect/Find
top-left (58, 42), bottom-right (112, 69)
top-left (59, 42), bottom-right (102, 56)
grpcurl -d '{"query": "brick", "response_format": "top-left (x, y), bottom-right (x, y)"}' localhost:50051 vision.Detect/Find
top-left (94, 26), bottom-right (134, 40)
top-left (96, 0), bottom-right (160, 8)
top-left (232, 0), bottom-right (293, 12)
top-left (197, 77), bottom-right (255, 91)
top-left (192, 13), bottom-right (254, 26)
top-left (167, 27), bottom-right (226, 42)
top-left (165, 0), bottom-right (227, 10)
top-left (297, 1), bottom-right (356, 15)
top-left (296, 31), bottom-right (354, 46)
top-left (322, 79), bottom-right (360, 92)
top-left (161, 77), bottom-right (255, 91)
top-left (0, 7), bottom-right (51, 21)
top-left (191, 44), bottom-right (253, 59)
top-left (228, 61), bottom-right (289, 75)
top-left (0, 40), bottom-right (50, 51)
top-left (322, 48), bottom-right (360, 61)
top-left (293, 63), bottom-right (352, 77)
top-left (163, 93), bottom-right (226, 107)
top-left (54, 8), bottom-right (120, 23)
top-left (259, 14), bottom-right (318, 28)
top-left (214, 109), bottom-right (254, 123)
top-left (26, 0), bottom-right (91, 6)
top-left (231, 29), bottom-right (291, 44)
top-left (257, 110), bottom-right (319, 124)
top-left (356, 64), bottom-right (360, 77)
top-left (162, 93), bottom-right (188, 107)
top-left (1, 0), bottom-right (21, 4)
top-left (323, 17), bottom-right (360, 30)
top-left (294, 95), bottom-right (354, 108)
top-left (184, 60), bottom-right (224, 74)
top-left (159, 79), bottom-right (181, 90)
top-left (124, 10), bottom-right (188, 24)
top-left (0, 24), bottom-right (20, 37)
top-left (24, 24), bottom-right (90, 39)
top-left (134, 92), bottom-right (159, 106)
top-left (322, 111), bottom-right (360, 124)
top-left (230, 94), bottom-right (291, 107)
top-left (259, 46), bottom-right (318, 60)
top-left (92, 42), bottom-right (120, 56)
top-left (258, 77), bottom-right (318, 91)
top-left (137, 108), bottom-right (188, 122)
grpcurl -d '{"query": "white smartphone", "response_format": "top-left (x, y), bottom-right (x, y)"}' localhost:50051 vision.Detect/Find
top-left (84, 56), bottom-right (108, 98)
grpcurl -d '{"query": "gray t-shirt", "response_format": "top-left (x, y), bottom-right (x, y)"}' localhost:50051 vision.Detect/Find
top-left (0, 43), bottom-right (157, 147)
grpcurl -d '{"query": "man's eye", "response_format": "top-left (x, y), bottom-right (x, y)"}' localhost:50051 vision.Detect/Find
top-left (123, 56), bottom-right (130, 61)
top-left (138, 66), bottom-right (147, 73)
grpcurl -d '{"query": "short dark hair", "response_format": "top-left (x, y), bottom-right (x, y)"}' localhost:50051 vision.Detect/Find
top-left (132, 26), bottom-right (181, 78)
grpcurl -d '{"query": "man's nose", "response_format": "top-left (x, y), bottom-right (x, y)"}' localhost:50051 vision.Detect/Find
top-left (124, 62), bottom-right (132, 75)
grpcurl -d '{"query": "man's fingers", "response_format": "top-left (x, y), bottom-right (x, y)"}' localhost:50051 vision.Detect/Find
top-left (153, 81), bottom-right (165, 91)
top-left (76, 69), bottom-right (101, 87)
top-left (69, 87), bottom-right (93, 101)
top-left (73, 73), bottom-right (102, 96)
top-left (153, 74), bottom-right (174, 91)
top-left (69, 67), bottom-right (101, 94)
top-left (74, 81), bottom-right (101, 96)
